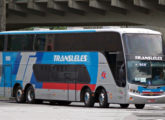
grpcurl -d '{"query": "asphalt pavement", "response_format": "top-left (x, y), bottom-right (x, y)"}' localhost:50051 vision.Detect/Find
top-left (0, 100), bottom-right (165, 120)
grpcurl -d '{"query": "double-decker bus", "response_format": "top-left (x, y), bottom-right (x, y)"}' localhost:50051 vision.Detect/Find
top-left (0, 28), bottom-right (165, 109)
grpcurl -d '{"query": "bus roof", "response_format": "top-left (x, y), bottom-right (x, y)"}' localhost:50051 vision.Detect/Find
top-left (96, 28), bottom-right (161, 35)
top-left (0, 28), bottom-right (161, 35)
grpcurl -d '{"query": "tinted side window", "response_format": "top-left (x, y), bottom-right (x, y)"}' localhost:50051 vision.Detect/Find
top-left (0, 35), bottom-right (4, 51)
top-left (78, 66), bottom-right (90, 84)
top-left (8, 35), bottom-right (34, 51)
top-left (33, 64), bottom-right (90, 84)
top-left (53, 32), bottom-right (122, 51)
top-left (104, 52), bottom-right (126, 87)
top-left (34, 34), bottom-right (46, 51)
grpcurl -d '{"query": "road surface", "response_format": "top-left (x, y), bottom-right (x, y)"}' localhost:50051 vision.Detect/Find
top-left (0, 100), bottom-right (165, 120)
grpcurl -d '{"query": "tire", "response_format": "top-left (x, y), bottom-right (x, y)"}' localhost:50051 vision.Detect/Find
top-left (49, 101), bottom-right (57, 105)
top-left (83, 88), bottom-right (95, 107)
top-left (15, 86), bottom-right (25, 103)
top-left (35, 100), bottom-right (43, 104)
top-left (98, 89), bottom-right (109, 108)
top-left (135, 104), bottom-right (145, 109)
top-left (120, 104), bottom-right (129, 108)
top-left (26, 86), bottom-right (35, 104)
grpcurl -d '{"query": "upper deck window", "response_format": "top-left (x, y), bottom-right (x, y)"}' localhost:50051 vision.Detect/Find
top-left (34, 34), bottom-right (46, 51)
top-left (8, 35), bottom-right (34, 51)
top-left (0, 35), bottom-right (4, 51)
top-left (4, 32), bottom-right (122, 52)
top-left (53, 32), bottom-right (122, 51)
top-left (123, 34), bottom-right (163, 55)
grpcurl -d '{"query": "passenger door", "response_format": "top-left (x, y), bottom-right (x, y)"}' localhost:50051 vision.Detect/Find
top-left (104, 52), bottom-right (127, 103)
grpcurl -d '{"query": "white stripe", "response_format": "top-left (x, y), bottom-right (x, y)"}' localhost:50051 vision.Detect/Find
top-left (16, 52), bottom-right (36, 80)
top-left (23, 57), bottom-right (37, 83)
top-left (0, 52), bottom-right (2, 64)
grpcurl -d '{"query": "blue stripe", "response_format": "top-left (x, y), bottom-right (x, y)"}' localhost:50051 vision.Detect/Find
top-left (0, 30), bottom-right (96, 35)
top-left (0, 52), bottom-right (98, 88)
top-left (138, 86), bottom-right (165, 93)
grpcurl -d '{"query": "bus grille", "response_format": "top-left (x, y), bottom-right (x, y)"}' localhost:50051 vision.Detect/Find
top-left (142, 92), bottom-right (163, 96)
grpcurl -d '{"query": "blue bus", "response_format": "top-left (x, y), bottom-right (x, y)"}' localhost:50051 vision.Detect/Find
top-left (0, 28), bottom-right (165, 109)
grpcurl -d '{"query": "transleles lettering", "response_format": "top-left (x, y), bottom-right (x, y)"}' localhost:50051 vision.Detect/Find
top-left (135, 56), bottom-right (163, 61)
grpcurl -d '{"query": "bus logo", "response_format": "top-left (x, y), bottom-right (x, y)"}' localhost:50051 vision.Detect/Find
top-left (54, 55), bottom-right (87, 62)
top-left (16, 52), bottom-right (37, 82)
top-left (101, 71), bottom-right (107, 79)
top-left (135, 56), bottom-right (163, 61)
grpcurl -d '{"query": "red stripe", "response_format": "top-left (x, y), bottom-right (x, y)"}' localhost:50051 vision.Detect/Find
top-left (142, 92), bottom-right (163, 94)
top-left (43, 83), bottom-right (96, 91)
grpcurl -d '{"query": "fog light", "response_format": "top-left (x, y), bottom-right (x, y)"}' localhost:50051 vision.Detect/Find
top-left (129, 97), bottom-right (133, 101)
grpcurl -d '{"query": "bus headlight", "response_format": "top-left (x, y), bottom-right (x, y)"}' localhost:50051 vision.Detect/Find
top-left (129, 89), bottom-right (140, 94)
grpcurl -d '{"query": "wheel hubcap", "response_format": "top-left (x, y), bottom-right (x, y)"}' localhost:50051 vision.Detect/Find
top-left (17, 89), bottom-right (22, 101)
top-left (84, 92), bottom-right (90, 104)
top-left (99, 93), bottom-right (105, 105)
top-left (28, 89), bottom-right (34, 102)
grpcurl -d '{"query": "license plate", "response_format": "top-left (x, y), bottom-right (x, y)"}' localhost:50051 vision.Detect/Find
top-left (148, 99), bottom-right (155, 103)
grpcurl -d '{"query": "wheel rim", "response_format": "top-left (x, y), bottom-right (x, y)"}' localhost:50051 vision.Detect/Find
top-left (99, 92), bottom-right (105, 105)
top-left (84, 92), bottom-right (90, 104)
top-left (27, 89), bottom-right (34, 102)
top-left (16, 89), bottom-right (22, 102)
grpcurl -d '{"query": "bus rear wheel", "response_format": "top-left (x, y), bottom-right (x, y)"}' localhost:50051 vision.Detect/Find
top-left (98, 89), bottom-right (109, 108)
top-left (26, 86), bottom-right (35, 104)
top-left (120, 104), bottom-right (129, 108)
top-left (135, 104), bottom-right (145, 109)
top-left (35, 100), bottom-right (43, 104)
top-left (15, 86), bottom-right (25, 103)
top-left (84, 88), bottom-right (95, 107)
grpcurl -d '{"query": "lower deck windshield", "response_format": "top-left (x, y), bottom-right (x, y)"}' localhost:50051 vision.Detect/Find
top-left (127, 61), bottom-right (165, 86)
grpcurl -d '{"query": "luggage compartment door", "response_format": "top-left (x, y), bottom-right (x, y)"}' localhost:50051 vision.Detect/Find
top-left (4, 65), bottom-right (12, 97)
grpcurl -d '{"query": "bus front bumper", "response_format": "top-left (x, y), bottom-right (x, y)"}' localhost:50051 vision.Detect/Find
top-left (127, 92), bottom-right (165, 104)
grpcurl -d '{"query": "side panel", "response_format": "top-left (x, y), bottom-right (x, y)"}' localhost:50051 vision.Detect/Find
top-left (33, 52), bottom-right (98, 101)
top-left (0, 52), bottom-right (3, 96)
top-left (0, 52), bottom-right (98, 101)
top-left (96, 52), bottom-right (126, 104)
top-left (68, 72), bottom-right (77, 101)
top-left (4, 65), bottom-right (12, 97)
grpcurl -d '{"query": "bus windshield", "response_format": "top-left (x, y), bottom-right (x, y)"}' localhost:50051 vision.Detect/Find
top-left (127, 61), bottom-right (165, 86)
top-left (123, 34), bottom-right (163, 55)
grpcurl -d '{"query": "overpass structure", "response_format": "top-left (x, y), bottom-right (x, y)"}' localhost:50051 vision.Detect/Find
top-left (2, 0), bottom-right (165, 30)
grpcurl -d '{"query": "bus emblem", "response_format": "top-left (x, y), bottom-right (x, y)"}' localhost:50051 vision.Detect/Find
top-left (101, 71), bottom-right (107, 79)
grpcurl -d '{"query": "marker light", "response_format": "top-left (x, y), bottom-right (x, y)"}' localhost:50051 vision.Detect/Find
top-left (129, 97), bottom-right (133, 101)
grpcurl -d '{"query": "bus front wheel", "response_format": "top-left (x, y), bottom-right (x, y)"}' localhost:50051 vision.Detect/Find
top-left (26, 86), bottom-right (35, 104)
top-left (15, 86), bottom-right (25, 103)
top-left (84, 88), bottom-right (95, 107)
top-left (120, 104), bottom-right (129, 108)
top-left (135, 104), bottom-right (145, 109)
top-left (98, 89), bottom-right (109, 108)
